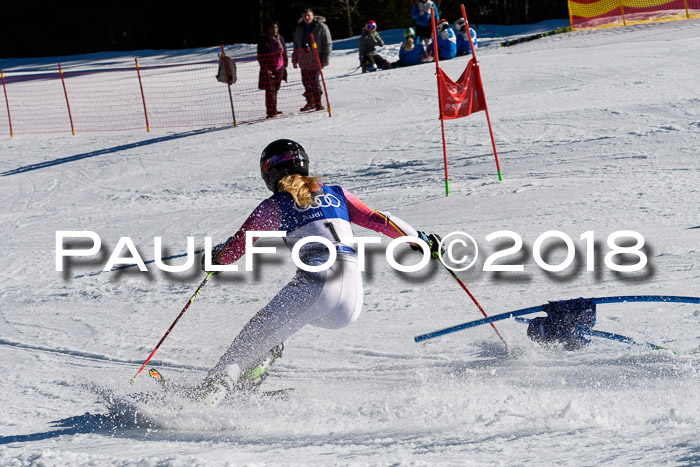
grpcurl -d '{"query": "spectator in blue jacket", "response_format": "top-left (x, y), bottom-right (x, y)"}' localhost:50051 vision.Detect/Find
top-left (396, 28), bottom-right (427, 67)
top-left (411, 0), bottom-right (439, 49)
top-left (436, 19), bottom-right (457, 60)
top-left (453, 18), bottom-right (478, 56)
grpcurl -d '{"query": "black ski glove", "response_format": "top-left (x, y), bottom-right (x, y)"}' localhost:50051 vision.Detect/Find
top-left (201, 241), bottom-right (227, 274)
top-left (411, 231), bottom-right (444, 259)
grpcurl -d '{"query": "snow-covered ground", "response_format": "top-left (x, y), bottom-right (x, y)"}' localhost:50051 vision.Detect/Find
top-left (1, 19), bottom-right (699, 465)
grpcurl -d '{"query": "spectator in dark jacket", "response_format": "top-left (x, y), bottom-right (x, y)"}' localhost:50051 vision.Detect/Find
top-left (358, 20), bottom-right (390, 73)
top-left (292, 9), bottom-right (332, 111)
top-left (257, 21), bottom-right (288, 119)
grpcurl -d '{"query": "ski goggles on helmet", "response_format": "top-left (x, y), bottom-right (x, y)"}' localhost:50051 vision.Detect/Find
top-left (261, 151), bottom-right (304, 173)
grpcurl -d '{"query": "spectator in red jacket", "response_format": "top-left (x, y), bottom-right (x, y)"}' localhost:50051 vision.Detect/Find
top-left (257, 21), bottom-right (288, 119)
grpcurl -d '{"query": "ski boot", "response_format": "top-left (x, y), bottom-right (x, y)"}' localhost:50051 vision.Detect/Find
top-left (234, 343), bottom-right (284, 392)
top-left (192, 343), bottom-right (284, 406)
top-left (191, 374), bottom-right (234, 407)
top-left (362, 62), bottom-right (378, 73)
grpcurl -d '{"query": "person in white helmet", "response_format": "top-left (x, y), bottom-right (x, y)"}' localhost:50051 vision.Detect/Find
top-left (435, 19), bottom-right (457, 60)
top-left (453, 18), bottom-right (478, 56)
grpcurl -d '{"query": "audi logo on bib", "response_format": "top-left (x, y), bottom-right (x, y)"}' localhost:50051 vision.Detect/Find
top-left (295, 194), bottom-right (341, 211)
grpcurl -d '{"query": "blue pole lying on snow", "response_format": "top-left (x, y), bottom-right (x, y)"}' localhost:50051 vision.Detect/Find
top-left (513, 317), bottom-right (670, 351)
top-left (414, 295), bottom-right (700, 343)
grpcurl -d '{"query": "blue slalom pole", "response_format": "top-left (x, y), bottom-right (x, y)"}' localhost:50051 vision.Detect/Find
top-left (592, 295), bottom-right (700, 306)
top-left (584, 329), bottom-right (670, 350)
top-left (513, 317), bottom-right (671, 351)
top-left (414, 305), bottom-right (542, 343)
top-left (414, 295), bottom-right (700, 343)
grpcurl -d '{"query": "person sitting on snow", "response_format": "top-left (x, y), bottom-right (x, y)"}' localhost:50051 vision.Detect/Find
top-left (396, 28), bottom-right (427, 67)
top-left (358, 20), bottom-right (391, 73)
top-left (453, 18), bottom-right (478, 56)
top-left (435, 19), bottom-right (457, 60)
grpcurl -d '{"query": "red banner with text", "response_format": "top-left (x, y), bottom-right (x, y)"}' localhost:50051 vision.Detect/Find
top-left (437, 58), bottom-right (486, 120)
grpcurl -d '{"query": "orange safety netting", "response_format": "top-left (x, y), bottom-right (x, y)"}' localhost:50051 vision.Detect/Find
top-left (569, 0), bottom-right (700, 29)
top-left (0, 47), bottom-right (329, 137)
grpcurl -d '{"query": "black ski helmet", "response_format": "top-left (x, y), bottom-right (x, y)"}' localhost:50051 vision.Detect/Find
top-left (260, 139), bottom-right (310, 192)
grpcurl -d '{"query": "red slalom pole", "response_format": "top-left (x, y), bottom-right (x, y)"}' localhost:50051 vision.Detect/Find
top-left (310, 35), bottom-right (332, 117)
top-left (461, 4), bottom-right (503, 181)
top-left (442, 263), bottom-right (511, 354)
top-left (1, 70), bottom-right (13, 138)
top-left (220, 45), bottom-right (238, 127)
top-left (58, 64), bottom-right (75, 135)
top-left (430, 7), bottom-right (450, 196)
top-left (131, 272), bottom-right (215, 382)
top-left (134, 58), bottom-right (150, 132)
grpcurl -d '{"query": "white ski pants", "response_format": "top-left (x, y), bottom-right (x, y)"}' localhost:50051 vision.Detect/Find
top-left (209, 251), bottom-right (362, 383)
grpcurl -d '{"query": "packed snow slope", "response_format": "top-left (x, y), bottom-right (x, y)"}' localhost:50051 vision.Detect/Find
top-left (1, 19), bottom-right (699, 466)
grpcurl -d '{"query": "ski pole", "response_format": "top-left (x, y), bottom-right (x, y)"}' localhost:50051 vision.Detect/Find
top-left (131, 271), bottom-right (215, 382)
top-left (439, 261), bottom-right (511, 354)
top-left (513, 317), bottom-right (674, 352)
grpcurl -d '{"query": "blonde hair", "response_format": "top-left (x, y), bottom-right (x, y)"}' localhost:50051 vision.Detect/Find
top-left (404, 36), bottom-right (415, 51)
top-left (277, 173), bottom-right (321, 208)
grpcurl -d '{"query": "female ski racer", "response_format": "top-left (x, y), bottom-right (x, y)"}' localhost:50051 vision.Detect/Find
top-left (196, 139), bottom-right (441, 406)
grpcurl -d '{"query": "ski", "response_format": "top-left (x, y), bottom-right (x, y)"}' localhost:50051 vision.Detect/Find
top-left (148, 367), bottom-right (294, 401)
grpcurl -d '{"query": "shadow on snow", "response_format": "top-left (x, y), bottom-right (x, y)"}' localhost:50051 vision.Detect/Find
top-left (0, 411), bottom-right (154, 445)
top-left (1, 126), bottom-right (231, 177)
